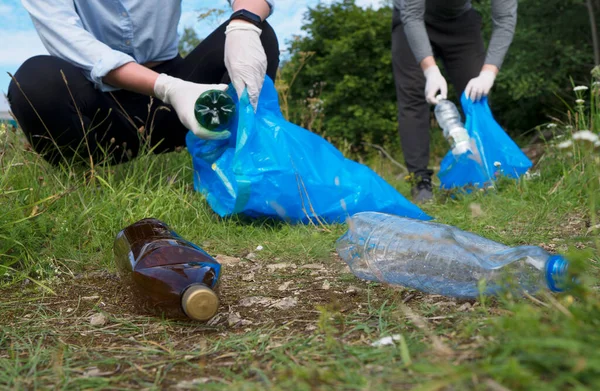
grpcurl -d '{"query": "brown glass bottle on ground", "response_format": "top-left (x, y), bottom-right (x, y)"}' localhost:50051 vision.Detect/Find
top-left (114, 218), bottom-right (221, 321)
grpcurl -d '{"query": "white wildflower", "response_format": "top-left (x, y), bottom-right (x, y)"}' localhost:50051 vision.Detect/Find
top-left (557, 140), bottom-right (573, 149)
top-left (371, 335), bottom-right (402, 347)
top-left (593, 81), bottom-right (600, 87)
top-left (573, 86), bottom-right (589, 92)
top-left (575, 99), bottom-right (585, 105)
top-left (493, 161), bottom-right (502, 167)
top-left (546, 123), bottom-right (557, 129)
top-left (572, 130), bottom-right (599, 143)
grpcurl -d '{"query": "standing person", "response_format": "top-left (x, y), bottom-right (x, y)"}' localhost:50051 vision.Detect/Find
top-left (8, 0), bottom-right (279, 166)
top-left (392, 0), bottom-right (517, 203)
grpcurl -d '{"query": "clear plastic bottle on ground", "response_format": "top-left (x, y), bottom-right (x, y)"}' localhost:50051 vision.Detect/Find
top-left (434, 97), bottom-right (472, 155)
top-left (114, 218), bottom-right (221, 321)
top-left (336, 212), bottom-right (569, 298)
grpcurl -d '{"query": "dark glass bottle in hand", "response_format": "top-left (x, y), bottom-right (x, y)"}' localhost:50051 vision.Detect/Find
top-left (194, 90), bottom-right (236, 132)
top-left (114, 218), bottom-right (221, 321)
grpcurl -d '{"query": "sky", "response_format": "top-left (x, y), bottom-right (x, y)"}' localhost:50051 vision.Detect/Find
top-left (0, 0), bottom-right (385, 112)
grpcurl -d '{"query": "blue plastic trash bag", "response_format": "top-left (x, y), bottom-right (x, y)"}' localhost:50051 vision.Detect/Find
top-left (438, 93), bottom-right (533, 190)
top-left (186, 77), bottom-right (431, 224)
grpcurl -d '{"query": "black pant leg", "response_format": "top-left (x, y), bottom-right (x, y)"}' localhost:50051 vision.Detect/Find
top-left (391, 24), bottom-right (434, 181)
top-left (7, 55), bottom-right (144, 166)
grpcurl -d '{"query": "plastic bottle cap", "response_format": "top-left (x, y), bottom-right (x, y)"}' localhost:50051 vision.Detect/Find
top-left (194, 90), bottom-right (236, 132)
top-left (545, 255), bottom-right (569, 292)
top-left (181, 284), bottom-right (219, 321)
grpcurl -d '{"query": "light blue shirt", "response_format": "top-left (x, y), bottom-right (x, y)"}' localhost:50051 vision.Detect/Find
top-left (22, 0), bottom-right (275, 92)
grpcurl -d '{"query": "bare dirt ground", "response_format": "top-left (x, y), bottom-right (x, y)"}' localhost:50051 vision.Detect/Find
top-left (1, 251), bottom-right (486, 389)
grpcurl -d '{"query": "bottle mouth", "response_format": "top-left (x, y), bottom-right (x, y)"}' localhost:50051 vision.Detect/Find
top-left (545, 255), bottom-right (569, 292)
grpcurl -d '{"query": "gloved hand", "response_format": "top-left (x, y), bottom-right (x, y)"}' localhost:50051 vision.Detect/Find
top-left (224, 20), bottom-right (267, 111)
top-left (424, 65), bottom-right (448, 105)
top-left (153, 74), bottom-right (231, 140)
top-left (465, 70), bottom-right (496, 102)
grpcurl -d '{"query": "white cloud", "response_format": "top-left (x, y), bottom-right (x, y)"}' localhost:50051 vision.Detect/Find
top-left (269, 6), bottom-right (309, 54)
top-left (268, 0), bottom-right (384, 54)
top-left (0, 4), bottom-right (14, 16)
top-left (356, 0), bottom-right (386, 7)
top-left (0, 30), bottom-right (48, 109)
top-left (0, 30), bottom-right (48, 66)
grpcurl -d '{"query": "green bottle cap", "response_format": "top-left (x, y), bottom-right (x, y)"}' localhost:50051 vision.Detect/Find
top-left (194, 90), bottom-right (236, 132)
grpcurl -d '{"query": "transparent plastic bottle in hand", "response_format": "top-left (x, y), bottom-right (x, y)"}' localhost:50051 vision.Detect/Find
top-left (336, 212), bottom-right (570, 299)
top-left (434, 95), bottom-right (472, 155)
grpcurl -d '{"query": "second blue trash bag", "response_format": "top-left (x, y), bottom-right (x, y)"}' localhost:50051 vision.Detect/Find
top-left (438, 94), bottom-right (533, 190)
top-left (186, 77), bottom-right (431, 224)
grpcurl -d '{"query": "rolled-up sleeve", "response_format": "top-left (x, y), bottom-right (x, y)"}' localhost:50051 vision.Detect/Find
top-left (22, 0), bottom-right (136, 91)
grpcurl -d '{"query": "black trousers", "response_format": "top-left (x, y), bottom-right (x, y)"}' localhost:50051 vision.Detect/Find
top-left (7, 21), bottom-right (280, 166)
top-left (392, 9), bottom-right (485, 181)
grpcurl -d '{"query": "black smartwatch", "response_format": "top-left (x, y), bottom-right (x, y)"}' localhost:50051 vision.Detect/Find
top-left (229, 9), bottom-right (262, 28)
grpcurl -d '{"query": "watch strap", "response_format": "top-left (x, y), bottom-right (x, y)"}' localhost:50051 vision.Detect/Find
top-left (230, 9), bottom-right (262, 28)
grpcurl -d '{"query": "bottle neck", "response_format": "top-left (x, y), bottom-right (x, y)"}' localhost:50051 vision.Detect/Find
top-left (545, 255), bottom-right (569, 292)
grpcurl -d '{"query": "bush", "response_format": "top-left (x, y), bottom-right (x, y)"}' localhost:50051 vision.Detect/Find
top-left (281, 1), bottom-right (397, 151)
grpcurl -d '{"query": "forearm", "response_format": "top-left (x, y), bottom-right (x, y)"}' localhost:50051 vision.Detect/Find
top-left (420, 56), bottom-right (436, 72)
top-left (232, 0), bottom-right (271, 20)
top-left (481, 64), bottom-right (499, 75)
top-left (103, 62), bottom-right (160, 96)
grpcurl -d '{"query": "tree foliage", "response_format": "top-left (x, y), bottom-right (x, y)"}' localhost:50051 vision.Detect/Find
top-left (281, 0), bottom-right (597, 147)
top-left (281, 1), bottom-right (397, 150)
top-left (178, 27), bottom-right (202, 58)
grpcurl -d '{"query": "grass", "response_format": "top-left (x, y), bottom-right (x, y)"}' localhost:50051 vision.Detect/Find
top-left (1, 80), bottom-right (599, 390)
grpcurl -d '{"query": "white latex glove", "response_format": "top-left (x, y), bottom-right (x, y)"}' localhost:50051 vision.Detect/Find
top-left (465, 70), bottom-right (496, 102)
top-left (153, 74), bottom-right (231, 140)
top-left (224, 20), bottom-right (267, 111)
top-left (424, 65), bottom-right (448, 105)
